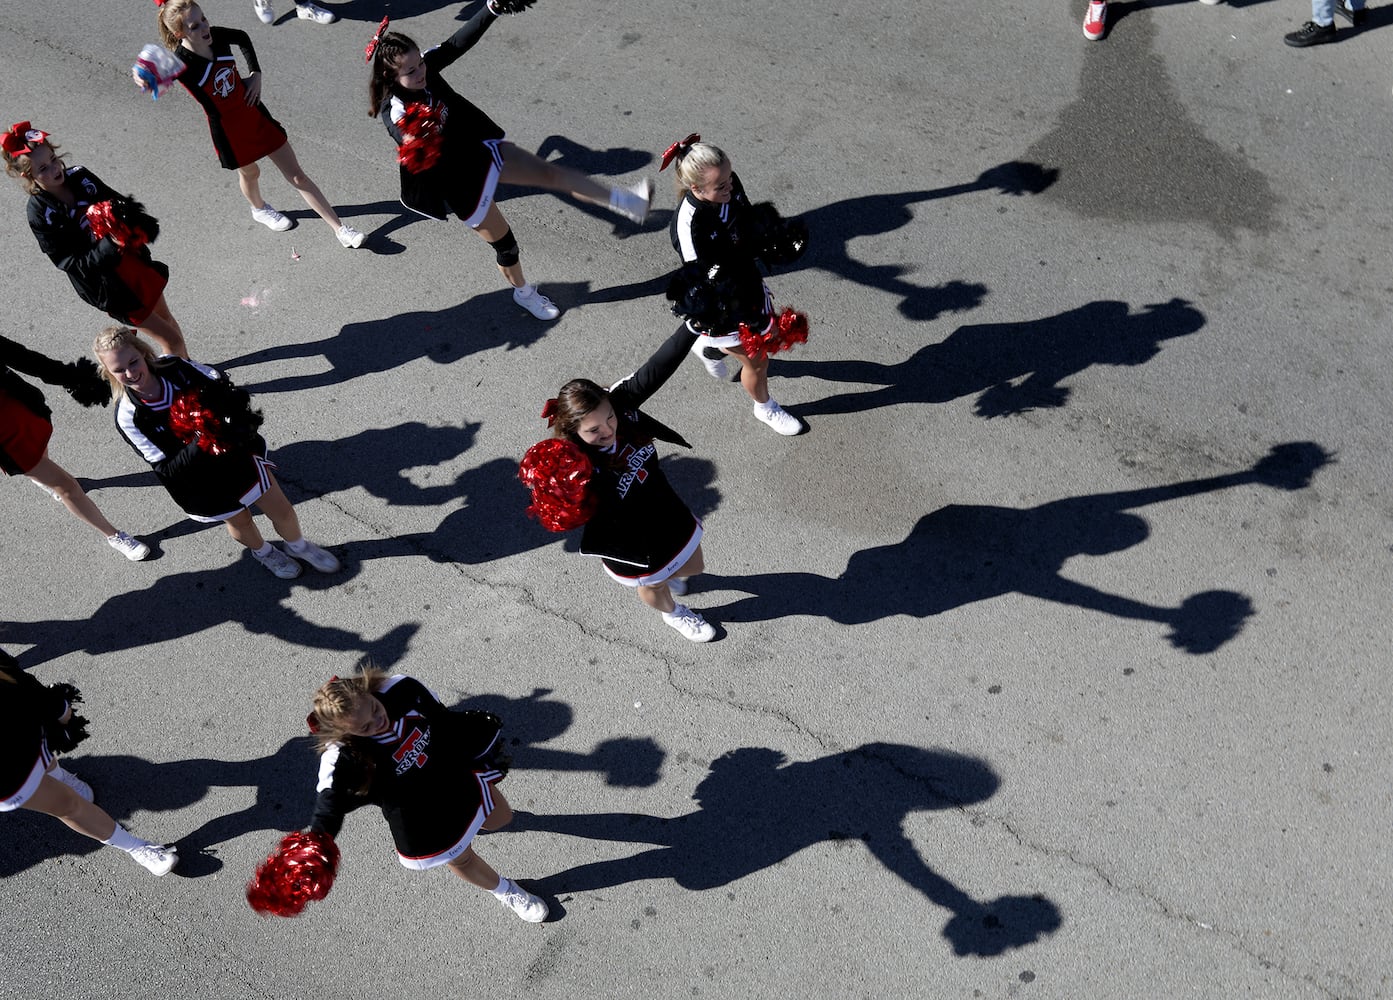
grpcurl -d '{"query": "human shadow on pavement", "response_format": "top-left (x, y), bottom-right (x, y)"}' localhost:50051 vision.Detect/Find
top-left (218, 291), bottom-right (569, 395)
top-left (526, 743), bottom-right (1061, 956)
top-left (780, 297), bottom-right (1203, 419)
top-left (786, 161), bottom-right (1055, 321)
top-left (0, 559), bottom-right (418, 668)
top-left (584, 161), bottom-right (1053, 315)
top-left (451, 688), bottom-right (665, 790)
top-left (701, 442), bottom-right (1332, 653)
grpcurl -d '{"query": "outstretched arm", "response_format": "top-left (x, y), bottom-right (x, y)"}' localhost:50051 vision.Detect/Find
top-left (427, 4), bottom-right (502, 71)
top-left (609, 325), bottom-right (698, 410)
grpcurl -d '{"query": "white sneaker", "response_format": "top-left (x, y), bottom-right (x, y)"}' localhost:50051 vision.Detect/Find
top-left (662, 604), bottom-right (716, 642)
top-left (689, 338), bottom-right (728, 380)
top-left (336, 224), bottom-right (365, 248)
top-left (667, 576), bottom-right (689, 597)
top-left (254, 544), bottom-right (303, 579)
top-left (513, 285), bottom-right (561, 321)
top-left (253, 0), bottom-right (275, 23)
top-left (296, 2), bottom-right (338, 23)
top-left (128, 842), bottom-right (178, 876)
top-left (288, 539), bottom-right (341, 573)
top-left (612, 177), bottom-right (653, 225)
top-left (753, 400), bottom-right (803, 436)
top-left (251, 203), bottom-right (292, 232)
top-left (50, 766), bottom-right (93, 802)
top-left (495, 879), bottom-right (548, 923)
top-left (107, 531), bottom-right (151, 561)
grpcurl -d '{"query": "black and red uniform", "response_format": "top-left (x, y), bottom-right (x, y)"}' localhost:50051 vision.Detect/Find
top-left (308, 675), bottom-right (505, 869)
top-left (575, 327), bottom-right (702, 578)
top-left (379, 6), bottom-right (507, 221)
top-left (175, 27), bottom-right (287, 169)
top-left (0, 335), bottom-right (83, 476)
top-left (669, 171), bottom-right (772, 344)
top-left (26, 166), bottom-right (169, 326)
top-left (113, 357), bottom-right (272, 522)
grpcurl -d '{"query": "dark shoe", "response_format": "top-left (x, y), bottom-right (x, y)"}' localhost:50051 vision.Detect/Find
top-left (1333, 3), bottom-right (1367, 25)
top-left (1284, 20), bottom-right (1336, 46)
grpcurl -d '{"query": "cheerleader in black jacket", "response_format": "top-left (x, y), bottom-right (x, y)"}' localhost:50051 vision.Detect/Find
top-left (93, 326), bottom-right (340, 580)
top-left (523, 326), bottom-right (717, 642)
top-left (1, 653), bottom-right (178, 876)
top-left (302, 668), bottom-right (548, 922)
top-left (1, 334), bottom-right (150, 561)
top-left (365, 2), bottom-right (653, 321)
top-left (666, 137), bottom-right (805, 437)
top-left (2, 125), bottom-right (189, 359)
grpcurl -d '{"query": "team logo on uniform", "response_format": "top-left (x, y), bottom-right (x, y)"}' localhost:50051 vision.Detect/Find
top-left (615, 443), bottom-right (653, 498)
top-left (81, 177), bottom-right (98, 196)
top-left (392, 726), bottom-right (431, 774)
top-left (213, 68), bottom-right (236, 98)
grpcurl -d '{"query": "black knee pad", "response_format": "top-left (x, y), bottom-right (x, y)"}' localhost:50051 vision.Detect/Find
top-left (489, 230), bottom-right (520, 267)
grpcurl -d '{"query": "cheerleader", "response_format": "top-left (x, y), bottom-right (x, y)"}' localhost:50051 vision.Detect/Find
top-left (92, 326), bottom-right (340, 579)
top-left (149, 1), bottom-right (365, 249)
top-left (1, 334), bottom-right (150, 561)
top-left (1, 653), bottom-right (178, 876)
top-left (365, 3), bottom-right (654, 321)
top-left (520, 327), bottom-right (717, 642)
top-left (2, 125), bottom-right (189, 360)
top-left (665, 136), bottom-right (807, 436)
top-left (283, 668), bottom-right (548, 922)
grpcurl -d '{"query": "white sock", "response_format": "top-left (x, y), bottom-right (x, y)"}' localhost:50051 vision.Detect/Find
top-left (102, 824), bottom-right (146, 853)
top-left (755, 398), bottom-right (778, 413)
top-left (252, 542), bottom-right (275, 559)
top-left (284, 538), bottom-right (310, 554)
top-left (514, 283), bottom-right (536, 297)
top-left (490, 876), bottom-right (516, 898)
top-left (662, 604), bottom-right (689, 620)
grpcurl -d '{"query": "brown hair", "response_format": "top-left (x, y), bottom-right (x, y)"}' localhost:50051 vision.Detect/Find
top-left (549, 379), bottom-right (652, 460)
top-left (367, 32), bottom-right (420, 117)
top-left (2, 137), bottom-right (62, 196)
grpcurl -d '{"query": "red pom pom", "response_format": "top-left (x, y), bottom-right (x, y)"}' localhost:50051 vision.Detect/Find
top-left (169, 388), bottom-right (230, 455)
top-left (397, 103), bottom-right (444, 174)
top-left (737, 308), bottom-right (810, 359)
top-left (246, 831), bottom-right (340, 918)
top-left (519, 438), bottom-right (598, 532)
top-left (86, 201), bottom-right (138, 248)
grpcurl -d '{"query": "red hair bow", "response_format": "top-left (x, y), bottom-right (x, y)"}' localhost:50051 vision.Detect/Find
top-left (1, 121), bottom-right (48, 157)
top-left (659, 133), bottom-right (701, 172)
top-left (364, 16), bottom-right (391, 62)
top-left (540, 398), bottom-right (559, 426)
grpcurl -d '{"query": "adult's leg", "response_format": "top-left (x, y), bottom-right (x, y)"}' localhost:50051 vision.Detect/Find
top-left (25, 454), bottom-right (118, 537)
top-left (237, 160), bottom-right (265, 209)
top-left (473, 202), bottom-right (528, 290)
top-left (264, 143), bottom-right (344, 230)
top-left (223, 508), bottom-right (267, 550)
top-left (497, 143), bottom-right (613, 207)
top-left (137, 296), bottom-right (189, 359)
top-left (20, 773), bottom-right (118, 842)
top-left (251, 475), bottom-right (305, 543)
top-left (724, 344), bottom-right (771, 404)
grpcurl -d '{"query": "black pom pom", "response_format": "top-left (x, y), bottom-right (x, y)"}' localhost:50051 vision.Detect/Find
top-left (62, 358), bottom-right (111, 408)
top-left (488, 0), bottom-right (537, 14)
top-left (116, 195), bottom-right (160, 245)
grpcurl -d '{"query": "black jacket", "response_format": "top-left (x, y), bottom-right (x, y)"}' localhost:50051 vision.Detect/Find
top-left (576, 327), bottom-right (699, 570)
top-left (26, 166), bottom-right (167, 321)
